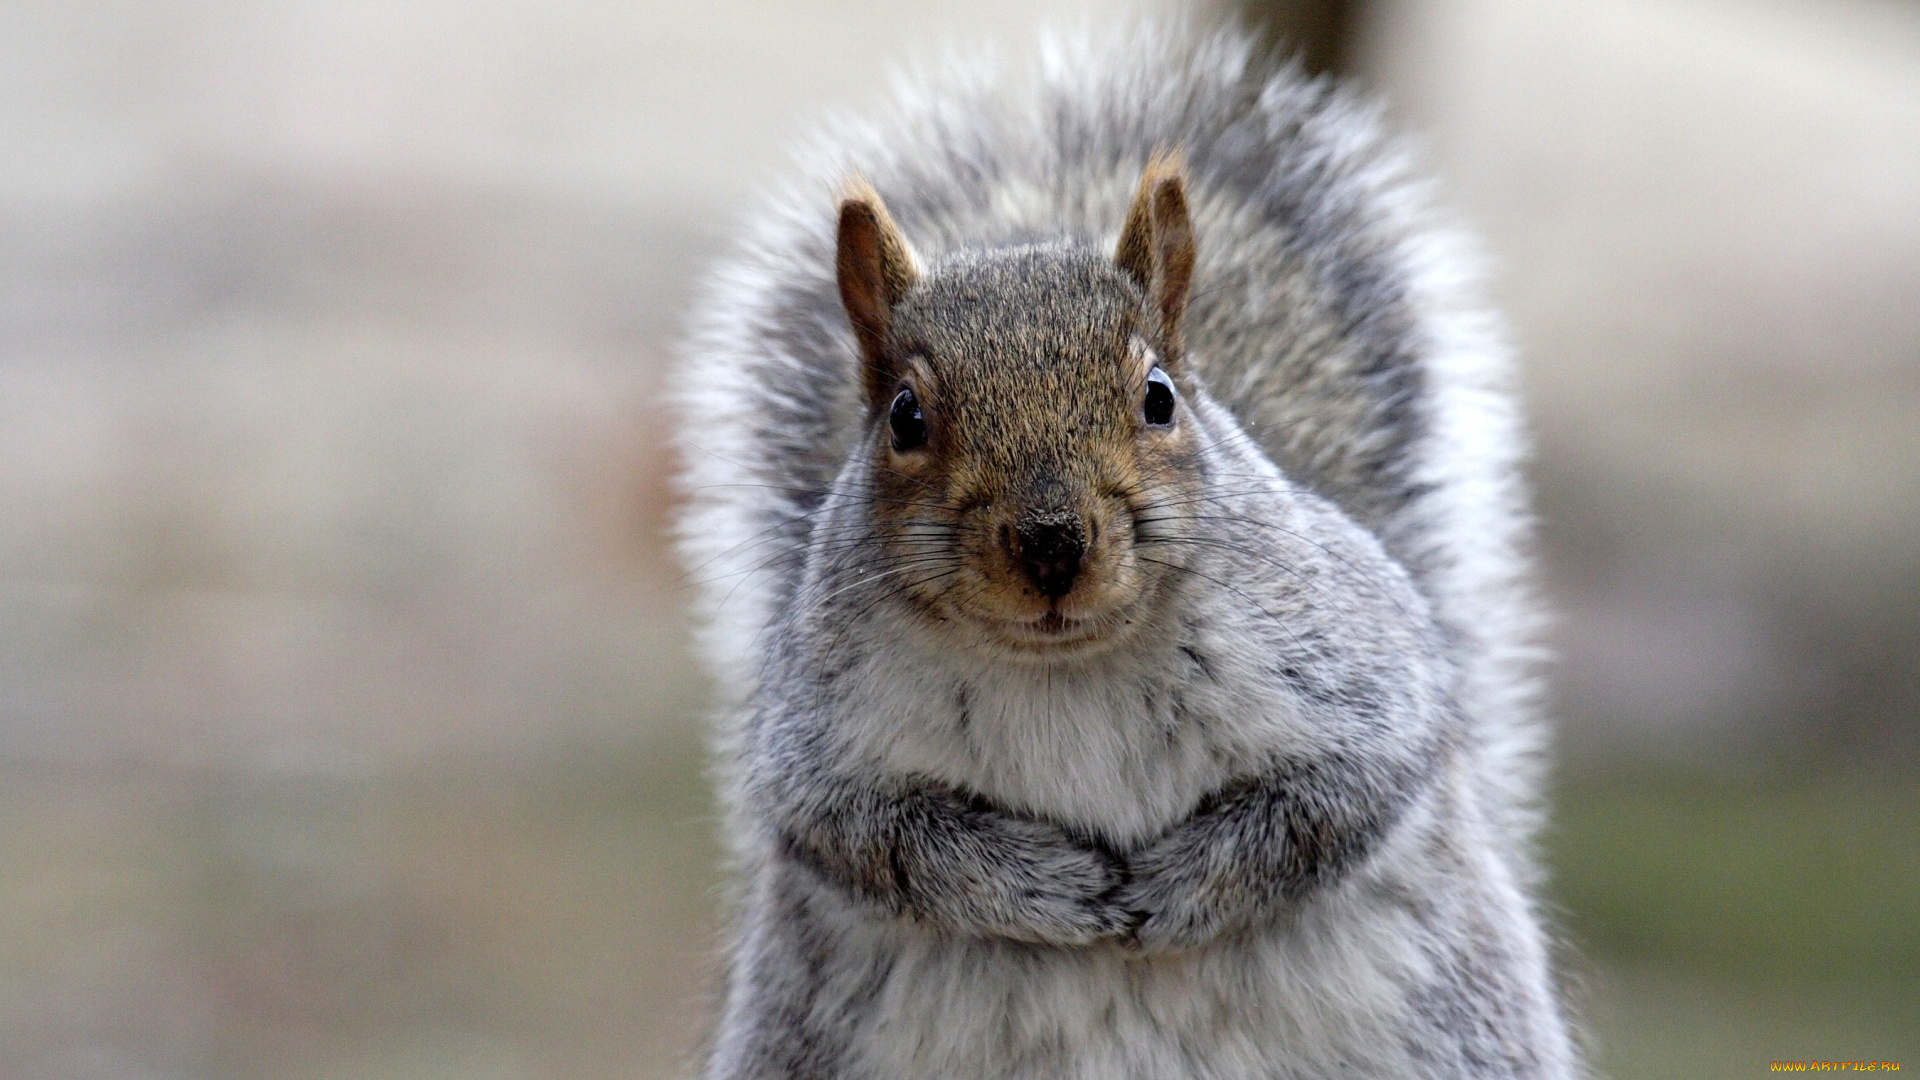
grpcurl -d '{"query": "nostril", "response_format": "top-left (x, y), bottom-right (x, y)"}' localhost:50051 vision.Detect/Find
top-left (1013, 516), bottom-right (1086, 599)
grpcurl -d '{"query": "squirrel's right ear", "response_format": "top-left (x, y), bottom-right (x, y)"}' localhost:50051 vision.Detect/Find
top-left (1115, 152), bottom-right (1196, 361)
top-left (836, 179), bottom-right (921, 412)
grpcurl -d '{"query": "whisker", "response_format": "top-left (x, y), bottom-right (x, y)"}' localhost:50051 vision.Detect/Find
top-left (1133, 554), bottom-right (1313, 657)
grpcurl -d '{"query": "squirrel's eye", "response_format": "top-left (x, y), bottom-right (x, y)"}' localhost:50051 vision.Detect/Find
top-left (889, 386), bottom-right (927, 451)
top-left (1143, 366), bottom-right (1176, 427)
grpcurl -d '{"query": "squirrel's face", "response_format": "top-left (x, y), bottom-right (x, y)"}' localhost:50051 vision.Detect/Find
top-left (865, 249), bottom-right (1202, 654)
top-left (833, 158), bottom-right (1201, 657)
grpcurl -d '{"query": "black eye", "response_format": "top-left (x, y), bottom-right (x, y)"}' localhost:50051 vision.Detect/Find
top-left (889, 385), bottom-right (927, 451)
top-left (1143, 366), bottom-right (1176, 427)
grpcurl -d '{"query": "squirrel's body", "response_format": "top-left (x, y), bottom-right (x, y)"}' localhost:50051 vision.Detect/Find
top-left (677, 26), bottom-right (1575, 1080)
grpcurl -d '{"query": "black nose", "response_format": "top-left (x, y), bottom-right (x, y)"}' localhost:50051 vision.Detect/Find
top-left (1011, 513), bottom-right (1085, 599)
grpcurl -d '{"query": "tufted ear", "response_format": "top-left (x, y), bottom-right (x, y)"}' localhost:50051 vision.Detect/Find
top-left (1114, 151), bottom-right (1196, 360)
top-left (837, 178), bottom-right (922, 412)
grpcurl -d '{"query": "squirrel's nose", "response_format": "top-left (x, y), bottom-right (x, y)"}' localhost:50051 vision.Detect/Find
top-left (1010, 513), bottom-right (1086, 600)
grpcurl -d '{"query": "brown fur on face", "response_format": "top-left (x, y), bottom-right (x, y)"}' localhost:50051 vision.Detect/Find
top-left (859, 245), bottom-right (1204, 654)
top-left (834, 166), bottom-right (1203, 655)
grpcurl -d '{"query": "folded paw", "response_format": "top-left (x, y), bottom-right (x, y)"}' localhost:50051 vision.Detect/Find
top-left (1114, 822), bottom-right (1240, 953)
top-left (943, 812), bottom-right (1132, 945)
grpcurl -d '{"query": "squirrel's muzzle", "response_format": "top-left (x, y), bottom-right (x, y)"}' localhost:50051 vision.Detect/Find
top-left (1009, 511), bottom-right (1086, 600)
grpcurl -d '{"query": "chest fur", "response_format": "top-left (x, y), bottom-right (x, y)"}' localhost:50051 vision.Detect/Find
top-left (830, 629), bottom-right (1307, 847)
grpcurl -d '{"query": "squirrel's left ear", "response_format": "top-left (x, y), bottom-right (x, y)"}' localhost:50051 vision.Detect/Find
top-left (1115, 152), bottom-right (1196, 361)
top-left (837, 178), bottom-right (922, 413)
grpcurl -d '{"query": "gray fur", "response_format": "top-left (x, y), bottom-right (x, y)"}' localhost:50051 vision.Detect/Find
top-left (677, 23), bottom-right (1574, 1080)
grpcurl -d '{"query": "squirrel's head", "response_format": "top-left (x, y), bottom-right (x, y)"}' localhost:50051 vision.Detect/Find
top-left (834, 155), bottom-right (1204, 657)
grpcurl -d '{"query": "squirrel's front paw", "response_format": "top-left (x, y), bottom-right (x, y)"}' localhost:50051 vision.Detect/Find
top-left (963, 815), bottom-right (1132, 946)
top-left (1114, 825), bottom-right (1243, 953)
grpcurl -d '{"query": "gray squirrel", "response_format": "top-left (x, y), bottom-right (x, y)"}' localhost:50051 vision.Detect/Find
top-left (675, 24), bottom-right (1578, 1080)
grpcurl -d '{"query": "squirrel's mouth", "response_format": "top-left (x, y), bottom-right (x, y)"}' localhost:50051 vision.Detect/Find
top-left (978, 606), bottom-right (1114, 654)
top-left (946, 546), bottom-right (1146, 655)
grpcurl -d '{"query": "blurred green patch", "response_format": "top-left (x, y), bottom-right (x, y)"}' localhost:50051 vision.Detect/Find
top-left (0, 731), bottom-right (725, 1080)
top-left (1550, 767), bottom-right (1920, 1077)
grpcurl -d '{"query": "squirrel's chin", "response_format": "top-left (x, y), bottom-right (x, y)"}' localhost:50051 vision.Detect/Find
top-left (956, 606), bottom-right (1142, 660)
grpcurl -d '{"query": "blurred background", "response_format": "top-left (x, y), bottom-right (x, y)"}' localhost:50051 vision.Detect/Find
top-left (1, 0), bottom-right (1914, 1076)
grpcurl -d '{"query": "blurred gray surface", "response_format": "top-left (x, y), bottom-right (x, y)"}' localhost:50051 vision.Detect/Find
top-left (0, 0), bottom-right (1168, 768)
top-left (1, 0), bottom-right (1916, 1077)
top-left (1362, 0), bottom-right (1920, 763)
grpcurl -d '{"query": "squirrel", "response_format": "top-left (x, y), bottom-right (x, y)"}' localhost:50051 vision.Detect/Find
top-left (674, 24), bottom-right (1577, 1080)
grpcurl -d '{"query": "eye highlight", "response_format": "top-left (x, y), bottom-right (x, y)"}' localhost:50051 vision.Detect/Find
top-left (889, 385), bottom-right (928, 451)
top-left (1143, 366), bottom-right (1176, 427)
